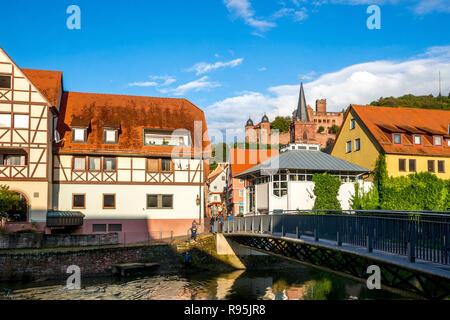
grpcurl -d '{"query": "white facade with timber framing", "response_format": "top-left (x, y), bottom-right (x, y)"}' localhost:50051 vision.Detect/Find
top-left (0, 47), bottom-right (211, 242)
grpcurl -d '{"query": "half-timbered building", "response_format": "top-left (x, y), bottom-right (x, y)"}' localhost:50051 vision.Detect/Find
top-left (0, 47), bottom-right (210, 242)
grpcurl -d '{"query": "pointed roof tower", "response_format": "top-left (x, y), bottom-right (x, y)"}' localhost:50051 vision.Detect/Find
top-left (295, 82), bottom-right (310, 122)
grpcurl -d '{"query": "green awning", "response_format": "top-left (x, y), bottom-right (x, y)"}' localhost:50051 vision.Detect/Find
top-left (46, 210), bottom-right (85, 227)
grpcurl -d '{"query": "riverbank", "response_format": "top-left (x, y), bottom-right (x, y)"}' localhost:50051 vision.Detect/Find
top-left (0, 234), bottom-right (301, 281)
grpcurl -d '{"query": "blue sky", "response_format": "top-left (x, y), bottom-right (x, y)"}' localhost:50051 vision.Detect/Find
top-left (1, 0), bottom-right (449, 141)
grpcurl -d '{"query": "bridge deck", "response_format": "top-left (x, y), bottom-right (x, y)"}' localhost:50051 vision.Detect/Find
top-left (225, 231), bottom-right (450, 280)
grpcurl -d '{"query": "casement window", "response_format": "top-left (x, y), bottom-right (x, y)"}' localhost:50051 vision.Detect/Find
top-left (350, 119), bottom-right (356, 130)
top-left (346, 141), bottom-right (352, 153)
top-left (239, 189), bottom-right (244, 197)
top-left (273, 174), bottom-right (287, 197)
top-left (108, 224), bottom-right (122, 232)
top-left (447, 140), bottom-right (450, 147)
top-left (72, 128), bottom-right (87, 143)
top-left (434, 136), bottom-right (442, 146)
top-left (0, 154), bottom-right (26, 166)
top-left (393, 134), bottom-right (401, 144)
top-left (92, 224), bottom-right (107, 232)
top-left (147, 158), bottom-right (173, 172)
top-left (146, 194), bottom-right (173, 209)
top-left (414, 135), bottom-right (422, 145)
top-left (221, 175), bottom-right (225, 181)
top-left (398, 159), bottom-right (406, 172)
top-left (89, 157), bottom-right (101, 171)
top-left (104, 157), bottom-right (116, 171)
top-left (161, 158), bottom-right (173, 172)
top-left (0, 75), bottom-right (11, 89)
top-left (13, 114), bottom-right (29, 129)
top-left (438, 160), bottom-right (445, 173)
top-left (147, 158), bottom-right (159, 172)
top-left (428, 160), bottom-right (435, 172)
top-left (72, 194), bottom-right (86, 209)
top-left (355, 139), bottom-right (361, 151)
top-left (103, 194), bottom-right (116, 209)
top-left (409, 159), bottom-right (416, 172)
top-left (103, 128), bottom-right (119, 144)
top-left (143, 129), bottom-right (191, 146)
top-left (73, 156), bottom-right (86, 171)
top-left (0, 114), bottom-right (11, 127)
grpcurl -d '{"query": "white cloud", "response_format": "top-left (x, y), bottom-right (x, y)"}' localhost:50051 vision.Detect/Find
top-left (160, 76), bottom-right (221, 96)
top-left (223, 0), bottom-right (276, 31)
top-left (413, 0), bottom-right (450, 14)
top-left (206, 46), bottom-right (450, 141)
top-left (128, 81), bottom-right (158, 87)
top-left (258, 67), bottom-right (267, 71)
top-left (128, 75), bottom-right (176, 88)
top-left (186, 58), bottom-right (244, 75)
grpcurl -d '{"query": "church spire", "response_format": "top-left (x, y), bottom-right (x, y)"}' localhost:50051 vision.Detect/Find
top-left (295, 81), bottom-right (309, 122)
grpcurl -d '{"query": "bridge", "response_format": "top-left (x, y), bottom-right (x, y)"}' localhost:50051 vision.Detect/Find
top-left (215, 210), bottom-right (450, 300)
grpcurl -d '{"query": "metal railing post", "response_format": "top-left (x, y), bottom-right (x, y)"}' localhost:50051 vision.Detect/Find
top-left (270, 215), bottom-right (273, 235)
top-left (408, 222), bottom-right (416, 263)
top-left (281, 215), bottom-right (285, 237)
top-left (337, 231), bottom-right (342, 246)
top-left (367, 234), bottom-right (373, 253)
top-left (252, 217), bottom-right (255, 233)
top-left (244, 218), bottom-right (247, 232)
top-left (314, 215), bottom-right (319, 242)
top-left (260, 218), bottom-right (263, 234)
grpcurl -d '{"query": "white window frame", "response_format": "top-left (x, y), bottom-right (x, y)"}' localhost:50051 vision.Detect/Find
top-left (414, 135), bottom-right (422, 145)
top-left (72, 128), bottom-right (87, 143)
top-left (434, 136), bottom-right (442, 146)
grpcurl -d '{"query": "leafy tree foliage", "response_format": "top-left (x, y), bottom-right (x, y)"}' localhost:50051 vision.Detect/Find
top-left (270, 116), bottom-right (291, 133)
top-left (370, 94), bottom-right (450, 110)
top-left (318, 126), bottom-right (325, 133)
top-left (330, 125), bottom-right (340, 134)
top-left (312, 174), bottom-right (342, 211)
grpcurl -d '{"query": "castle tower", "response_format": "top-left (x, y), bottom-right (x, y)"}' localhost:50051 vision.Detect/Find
top-left (245, 117), bottom-right (257, 143)
top-left (316, 99), bottom-right (327, 114)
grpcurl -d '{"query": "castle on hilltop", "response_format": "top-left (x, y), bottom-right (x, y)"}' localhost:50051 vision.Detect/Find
top-left (245, 82), bottom-right (344, 148)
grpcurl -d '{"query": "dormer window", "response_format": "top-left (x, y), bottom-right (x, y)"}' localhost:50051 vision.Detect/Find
top-left (0, 75), bottom-right (11, 89)
top-left (143, 129), bottom-right (191, 147)
top-left (393, 134), bottom-right (401, 144)
top-left (103, 128), bottom-right (118, 144)
top-left (72, 128), bottom-right (87, 143)
top-left (434, 136), bottom-right (442, 146)
top-left (414, 135), bottom-right (422, 145)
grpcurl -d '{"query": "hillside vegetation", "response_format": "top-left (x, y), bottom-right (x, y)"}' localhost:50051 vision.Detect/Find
top-left (370, 94), bottom-right (450, 110)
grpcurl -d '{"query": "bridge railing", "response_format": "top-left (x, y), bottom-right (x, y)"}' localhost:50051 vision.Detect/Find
top-left (216, 210), bottom-right (450, 265)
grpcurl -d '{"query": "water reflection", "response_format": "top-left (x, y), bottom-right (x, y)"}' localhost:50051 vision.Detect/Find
top-left (1, 267), bottom-right (406, 300)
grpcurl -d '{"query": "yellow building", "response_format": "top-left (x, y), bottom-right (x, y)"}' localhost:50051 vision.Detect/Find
top-left (331, 105), bottom-right (450, 179)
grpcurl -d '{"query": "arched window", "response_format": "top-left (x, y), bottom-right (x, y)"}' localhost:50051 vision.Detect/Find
top-left (6, 191), bottom-right (28, 222)
top-left (303, 131), bottom-right (308, 140)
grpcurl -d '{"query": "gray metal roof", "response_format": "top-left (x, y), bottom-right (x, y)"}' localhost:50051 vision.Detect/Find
top-left (235, 150), bottom-right (370, 178)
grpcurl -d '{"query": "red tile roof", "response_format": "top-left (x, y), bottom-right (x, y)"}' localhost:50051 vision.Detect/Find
top-left (56, 91), bottom-right (211, 157)
top-left (21, 68), bottom-right (62, 106)
top-left (229, 148), bottom-right (278, 176)
top-left (351, 105), bottom-right (450, 157)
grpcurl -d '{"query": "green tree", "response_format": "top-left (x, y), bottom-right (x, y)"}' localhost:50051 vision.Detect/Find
top-left (318, 126), bottom-right (325, 133)
top-left (312, 174), bottom-right (342, 211)
top-left (373, 153), bottom-right (388, 205)
top-left (351, 183), bottom-right (380, 210)
top-left (270, 116), bottom-right (291, 133)
top-left (330, 125), bottom-right (340, 134)
top-left (370, 94), bottom-right (450, 110)
top-left (0, 185), bottom-right (21, 232)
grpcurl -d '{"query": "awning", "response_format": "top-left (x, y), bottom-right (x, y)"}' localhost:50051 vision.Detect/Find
top-left (46, 210), bottom-right (85, 227)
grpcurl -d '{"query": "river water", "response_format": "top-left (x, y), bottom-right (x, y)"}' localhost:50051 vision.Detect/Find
top-left (1, 266), bottom-right (406, 300)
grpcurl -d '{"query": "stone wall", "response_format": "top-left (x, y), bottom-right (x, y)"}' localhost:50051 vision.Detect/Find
top-left (0, 233), bottom-right (119, 249)
top-left (0, 246), bottom-right (144, 281)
